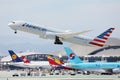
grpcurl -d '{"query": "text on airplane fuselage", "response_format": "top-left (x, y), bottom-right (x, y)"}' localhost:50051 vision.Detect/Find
top-left (22, 23), bottom-right (47, 31)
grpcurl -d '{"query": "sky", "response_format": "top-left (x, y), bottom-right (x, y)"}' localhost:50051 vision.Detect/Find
top-left (0, 0), bottom-right (120, 55)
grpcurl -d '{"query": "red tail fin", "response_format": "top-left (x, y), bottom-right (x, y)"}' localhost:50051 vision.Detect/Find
top-left (47, 55), bottom-right (58, 65)
top-left (47, 55), bottom-right (64, 68)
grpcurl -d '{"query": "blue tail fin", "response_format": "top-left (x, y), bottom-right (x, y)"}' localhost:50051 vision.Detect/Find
top-left (89, 28), bottom-right (115, 47)
top-left (64, 47), bottom-right (83, 64)
top-left (8, 50), bottom-right (22, 62)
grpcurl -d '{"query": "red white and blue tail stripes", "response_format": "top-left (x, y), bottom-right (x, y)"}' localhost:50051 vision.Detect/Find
top-left (89, 28), bottom-right (115, 47)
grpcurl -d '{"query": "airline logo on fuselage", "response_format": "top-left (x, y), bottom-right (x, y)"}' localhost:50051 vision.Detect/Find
top-left (69, 53), bottom-right (75, 60)
top-left (22, 23), bottom-right (47, 31)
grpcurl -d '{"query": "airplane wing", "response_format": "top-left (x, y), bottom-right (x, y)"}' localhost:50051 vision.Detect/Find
top-left (56, 30), bottom-right (92, 38)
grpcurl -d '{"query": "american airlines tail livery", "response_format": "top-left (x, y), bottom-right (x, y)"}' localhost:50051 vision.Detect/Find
top-left (8, 21), bottom-right (115, 47)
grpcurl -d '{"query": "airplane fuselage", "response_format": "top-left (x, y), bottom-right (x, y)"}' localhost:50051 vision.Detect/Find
top-left (8, 21), bottom-right (92, 45)
top-left (63, 62), bottom-right (120, 73)
top-left (68, 62), bottom-right (120, 69)
top-left (10, 61), bottom-right (51, 69)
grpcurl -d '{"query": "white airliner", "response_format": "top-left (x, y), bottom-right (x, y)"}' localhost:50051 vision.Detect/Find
top-left (8, 21), bottom-right (115, 47)
top-left (9, 61), bottom-right (51, 69)
top-left (9, 50), bottom-right (51, 69)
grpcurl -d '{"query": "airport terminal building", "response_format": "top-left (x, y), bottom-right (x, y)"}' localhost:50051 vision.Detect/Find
top-left (0, 38), bottom-right (120, 70)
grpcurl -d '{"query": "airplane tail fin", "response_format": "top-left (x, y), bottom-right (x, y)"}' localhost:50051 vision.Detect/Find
top-left (8, 50), bottom-right (22, 62)
top-left (47, 55), bottom-right (64, 66)
top-left (54, 58), bottom-right (64, 65)
top-left (47, 55), bottom-right (58, 66)
top-left (21, 55), bottom-right (30, 63)
top-left (89, 28), bottom-right (115, 47)
top-left (64, 47), bottom-right (83, 64)
top-left (47, 55), bottom-right (73, 70)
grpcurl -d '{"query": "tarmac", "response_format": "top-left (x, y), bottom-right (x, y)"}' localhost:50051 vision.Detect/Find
top-left (0, 70), bottom-right (120, 80)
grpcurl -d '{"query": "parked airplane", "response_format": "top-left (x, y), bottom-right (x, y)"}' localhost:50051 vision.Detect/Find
top-left (8, 21), bottom-right (115, 47)
top-left (64, 47), bottom-right (120, 74)
top-left (9, 50), bottom-right (51, 69)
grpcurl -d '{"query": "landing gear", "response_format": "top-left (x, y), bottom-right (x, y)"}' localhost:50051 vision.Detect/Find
top-left (54, 36), bottom-right (63, 45)
top-left (14, 30), bottom-right (17, 34)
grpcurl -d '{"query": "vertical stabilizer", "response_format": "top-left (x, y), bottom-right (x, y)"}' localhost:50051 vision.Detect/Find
top-left (47, 55), bottom-right (58, 66)
top-left (8, 50), bottom-right (22, 62)
top-left (89, 28), bottom-right (115, 47)
top-left (64, 47), bottom-right (83, 64)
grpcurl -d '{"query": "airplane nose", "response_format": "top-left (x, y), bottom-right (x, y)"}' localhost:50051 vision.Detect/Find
top-left (8, 23), bottom-right (13, 27)
top-left (8, 21), bottom-right (16, 26)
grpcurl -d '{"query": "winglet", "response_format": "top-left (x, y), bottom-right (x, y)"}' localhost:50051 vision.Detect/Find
top-left (64, 47), bottom-right (83, 64)
top-left (89, 28), bottom-right (115, 47)
top-left (8, 50), bottom-right (22, 62)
